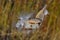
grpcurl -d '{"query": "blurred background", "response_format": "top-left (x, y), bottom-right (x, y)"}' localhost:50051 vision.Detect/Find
top-left (0, 0), bottom-right (60, 40)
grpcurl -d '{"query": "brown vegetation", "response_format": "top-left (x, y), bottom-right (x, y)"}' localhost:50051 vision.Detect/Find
top-left (0, 0), bottom-right (60, 40)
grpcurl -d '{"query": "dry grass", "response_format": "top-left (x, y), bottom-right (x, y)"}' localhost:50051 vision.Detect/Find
top-left (0, 0), bottom-right (60, 40)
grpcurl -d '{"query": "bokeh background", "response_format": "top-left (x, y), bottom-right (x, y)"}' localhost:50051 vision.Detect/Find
top-left (0, 0), bottom-right (60, 40)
